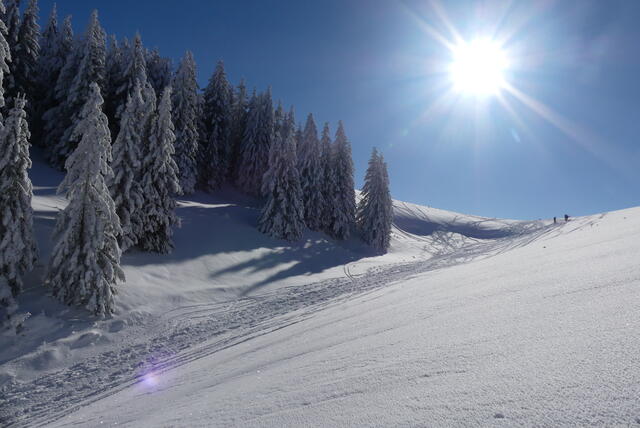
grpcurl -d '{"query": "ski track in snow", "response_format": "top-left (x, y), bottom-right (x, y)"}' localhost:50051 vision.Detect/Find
top-left (1, 216), bottom-right (589, 427)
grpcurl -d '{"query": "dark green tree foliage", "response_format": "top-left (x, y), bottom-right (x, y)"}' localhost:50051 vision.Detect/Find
top-left (48, 11), bottom-right (106, 169)
top-left (297, 113), bottom-right (324, 231)
top-left (319, 122), bottom-right (336, 232)
top-left (236, 88), bottom-right (274, 196)
top-left (228, 78), bottom-right (248, 180)
top-left (42, 14), bottom-right (74, 167)
top-left (10, 0), bottom-right (39, 107)
top-left (146, 47), bottom-right (171, 98)
top-left (258, 108), bottom-right (305, 241)
top-left (138, 87), bottom-right (181, 253)
top-left (357, 148), bottom-right (393, 252)
top-left (172, 51), bottom-right (200, 194)
top-left (199, 60), bottom-right (232, 190)
top-left (326, 121), bottom-right (356, 240)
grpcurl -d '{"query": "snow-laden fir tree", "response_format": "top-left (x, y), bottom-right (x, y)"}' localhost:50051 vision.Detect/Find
top-left (327, 121), bottom-right (356, 239)
top-left (8, 0), bottom-right (39, 108)
top-left (199, 60), bottom-right (232, 190)
top-left (114, 33), bottom-right (147, 124)
top-left (228, 78), bottom-right (248, 180)
top-left (108, 80), bottom-right (146, 252)
top-left (357, 148), bottom-right (392, 252)
top-left (104, 34), bottom-right (125, 136)
top-left (33, 3), bottom-right (63, 145)
top-left (45, 83), bottom-right (124, 316)
top-left (236, 88), bottom-right (274, 196)
top-left (138, 87), bottom-right (181, 253)
top-left (273, 101), bottom-right (284, 137)
top-left (3, 0), bottom-right (19, 48)
top-left (0, 0), bottom-right (11, 111)
top-left (258, 107), bottom-right (305, 241)
top-left (171, 51), bottom-right (199, 194)
top-left (42, 14), bottom-right (73, 165)
top-left (146, 47), bottom-right (171, 99)
top-left (48, 11), bottom-right (105, 169)
top-left (2, 0), bottom-right (20, 110)
top-left (319, 122), bottom-right (336, 232)
top-left (0, 96), bottom-right (37, 331)
top-left (297, 113), bottom-right (324, 230)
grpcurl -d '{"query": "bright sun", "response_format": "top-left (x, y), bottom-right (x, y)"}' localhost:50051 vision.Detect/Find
top-left (449, 39), bottom-right (508, 96)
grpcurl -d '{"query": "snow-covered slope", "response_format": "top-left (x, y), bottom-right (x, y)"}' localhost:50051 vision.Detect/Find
top-left (1, 152), bottom-right (639, 427)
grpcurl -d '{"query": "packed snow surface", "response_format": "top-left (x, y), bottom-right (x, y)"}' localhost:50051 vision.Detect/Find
top-left (1, 153), bottom-right (639, 427)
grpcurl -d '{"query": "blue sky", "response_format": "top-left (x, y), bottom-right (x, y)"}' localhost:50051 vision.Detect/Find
top-left (39, 0), bottom-right (640, 220)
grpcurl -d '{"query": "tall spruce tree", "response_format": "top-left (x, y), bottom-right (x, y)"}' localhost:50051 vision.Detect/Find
top-left (3, 0), bottom-right (20, 109)
top-left (228, 78), bottom-right (247, 180)
top-left (45, 83), bottom-right (124, 316)
top-left (0, 96), bottom-right (37, 331)
top-left (108, 81), bottom-right (146, 252)
top-left (138, 87), bottom-right (181, 253)
top-left (33, 3), bottom-right (63, 145)
top-left (319, 122), bottom-right (336, 232)
top-left (199, 60), bottom-right (232, 190)
top-left (0, 0), bottom-right (10, 111)
top-left (10, 0), bottom-right (39, 107)
top-left (327, 121), bottom-right (355, 239)
top-left (236, 88), bottom-right (274, 196)
top-left (104, 34), bottom-right (125, 136)
top-left (258, 107), bottom-right (305, 241)
top-left (146, 47), bottom-right (171, 98)
top-left (49, 10), bottom-right (106, 169)
top-left (298, 113), bottom-right (324, 231)
top-left (41, 14), bottom-right (73, 164)
top-left (115, 33), bottom-right (147, 124)
top-left (357, 148), bottom-right (392, 252)
top-left (171, 51), bottom-right (199, 194)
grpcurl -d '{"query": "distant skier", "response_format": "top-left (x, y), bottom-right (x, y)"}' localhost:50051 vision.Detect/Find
top-left (564, 214), bottom-right (569, 222)
top-left (553, 217), bottom-right (557, 224)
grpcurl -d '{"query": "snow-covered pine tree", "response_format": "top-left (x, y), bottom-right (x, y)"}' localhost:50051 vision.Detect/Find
top-left (228, 78), bottom-right (247, 180)
top-left (171, 51), bottom-right (199, 194)
top-left (236, 88), bottom-right (274, 196)
top-left (199, 60), bottom-right (232, 190)
top-left (327, 121), bottom-right (356, 240)
top-left (357, 148), bottom-right (392, 252)
top-left (138, 86), bottom-right (181, 253)
top-left (9, 0), bottom-right (39, 108)
top-left (48, 10), bottom-right (106, 170)
top-left (0, 0), bottom-right (11, 111)
top-left (45, 83), bottom-right (124, 316)
top-left (297, 113), bottom-right (324, 231)
top-left (104, 34), bottom-right (125, 136)
top-left (3, 0), bottom-right (18, 46)
top-left (33, 3), bottom-right (62, 146)
top-left (108, 80), bottom-right (146, 252)
top-left (273, 101), bottom-right (284, 137)
top-left (319, 122), bottom-right (336, 232)
top-left (2, 0), bottom-right (19, 111)
top-left (258, 106), bottom-right (305, 241)
top-left (0, 96), bottom-right (37, 331)
top-left (294, 124), bottom-right (302, 156)
top-left (114, 33), bottom-right (147, 124)
top-left (42, 14), bottom-right (74, 167)
top-left (146, 47), bottom-right (171, 99)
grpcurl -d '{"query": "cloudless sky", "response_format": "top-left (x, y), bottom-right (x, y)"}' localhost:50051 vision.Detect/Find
top-left (37, 0), bottom-right (640, 220)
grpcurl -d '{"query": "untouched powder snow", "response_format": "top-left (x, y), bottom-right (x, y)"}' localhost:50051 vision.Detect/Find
top-left (1, 152), bottom-right (639, 427)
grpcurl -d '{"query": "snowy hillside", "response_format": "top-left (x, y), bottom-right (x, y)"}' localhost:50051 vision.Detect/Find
top-left (1, 152), bottom-right (639, 427)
